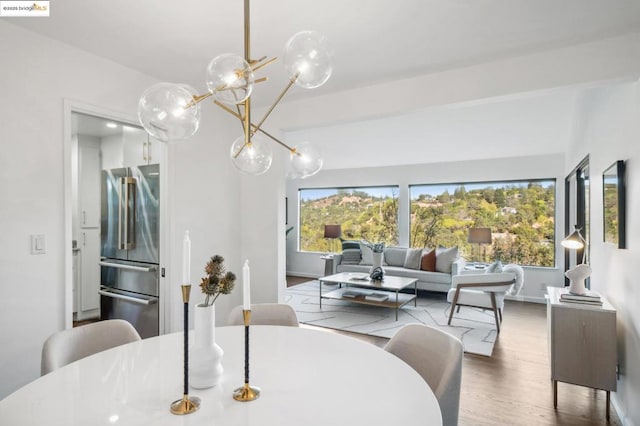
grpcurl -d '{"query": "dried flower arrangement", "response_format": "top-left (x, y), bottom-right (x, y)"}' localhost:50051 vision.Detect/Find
top-left (199, 255), bottom-right (236, 306)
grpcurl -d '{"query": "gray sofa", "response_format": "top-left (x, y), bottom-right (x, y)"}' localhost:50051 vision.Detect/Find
top-left (331, 245), bottom-right (466, 293)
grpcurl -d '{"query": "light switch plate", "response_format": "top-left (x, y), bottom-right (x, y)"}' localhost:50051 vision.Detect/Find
top-left (31, 234), bottom-right (45, 254)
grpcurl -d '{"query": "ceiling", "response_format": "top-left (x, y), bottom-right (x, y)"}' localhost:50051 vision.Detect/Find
top-left (12, 1), bottom-right (640, 169)
top-left (11, 0), bottom-right (640, 105)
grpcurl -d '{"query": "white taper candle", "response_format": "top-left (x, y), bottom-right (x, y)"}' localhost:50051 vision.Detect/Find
top-left (243, 260), bottom-right (251, 310)
top-left (182, 230), bottom-right (191, 284)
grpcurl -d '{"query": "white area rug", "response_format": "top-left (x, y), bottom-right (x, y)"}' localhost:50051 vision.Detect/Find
top-left (285, 280), bottom-right (497, 356)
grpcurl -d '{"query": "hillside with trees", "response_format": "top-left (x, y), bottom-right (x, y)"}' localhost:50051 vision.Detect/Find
top-left (299, 182), bottom-right (555, 267)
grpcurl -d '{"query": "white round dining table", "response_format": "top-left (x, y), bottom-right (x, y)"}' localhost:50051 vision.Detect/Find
top-left (0, 326), bottom-right (442, 425)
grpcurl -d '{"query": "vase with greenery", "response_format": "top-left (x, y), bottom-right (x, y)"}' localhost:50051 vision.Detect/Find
top-left (362, 240), bottom-right (385, 276)
top-left (190, 255), bottom-right (236, 389)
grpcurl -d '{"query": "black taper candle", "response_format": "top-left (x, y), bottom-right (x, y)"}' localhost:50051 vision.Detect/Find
top-left (183, 300), bottom-right (189, 395)
top-left (244, 324), bottom-right (250, 384)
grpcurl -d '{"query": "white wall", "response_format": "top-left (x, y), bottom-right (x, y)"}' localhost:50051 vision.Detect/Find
top-left (566, 81), bottom-right (640, 425)
top-left (286, 154), bottom-right (565, 302)
top-left (0, 22), bottom-right (242, 399)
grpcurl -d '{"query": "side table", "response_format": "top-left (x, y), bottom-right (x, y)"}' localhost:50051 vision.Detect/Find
top-left (546, 286), bottom-right (617, 420)
top-left (321, 254), bottom-right (334, 276)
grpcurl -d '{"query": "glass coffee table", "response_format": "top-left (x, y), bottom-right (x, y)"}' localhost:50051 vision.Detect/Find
top-left (319, 272), bottom-right (418, 320)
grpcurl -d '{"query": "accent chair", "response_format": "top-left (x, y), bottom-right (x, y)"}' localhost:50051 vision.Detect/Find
top-left (384, 324), bottom-right (463, 426)
top-left (227, 303), bottom-right (300, 327)
top-left (41, 319), bottom-right (141, 375)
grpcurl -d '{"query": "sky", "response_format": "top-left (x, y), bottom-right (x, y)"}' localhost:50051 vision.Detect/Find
top-left (299, 186), bottom-right (398, 201)
top-left (409, 179), bottom-right (555, 199)
top-left (299, 180), bottom-right (555, 201)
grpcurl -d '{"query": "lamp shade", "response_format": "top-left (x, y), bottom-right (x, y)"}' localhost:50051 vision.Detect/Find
top-left (561, 226), bottom-right (586, 250)
top-left (323, 225), bottom-right (341, 239)
top-left (468, 228), bottom-right (492, 244)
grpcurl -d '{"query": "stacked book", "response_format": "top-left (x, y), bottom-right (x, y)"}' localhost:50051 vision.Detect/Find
top-left (560, 289), bottom-right (602, 306)
top-left (364, 292), bottom-right (388, 302)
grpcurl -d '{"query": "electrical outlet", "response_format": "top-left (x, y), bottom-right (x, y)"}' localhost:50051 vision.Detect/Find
top-left (539, 282), bottom-right (547, 291)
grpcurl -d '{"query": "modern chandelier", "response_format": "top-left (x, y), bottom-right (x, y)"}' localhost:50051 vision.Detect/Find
top-left (137, 0), bottom-right (332, 178)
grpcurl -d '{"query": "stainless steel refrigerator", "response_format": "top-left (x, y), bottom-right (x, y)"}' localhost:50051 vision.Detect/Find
top-left (99, 164), bottom-right (160, 338)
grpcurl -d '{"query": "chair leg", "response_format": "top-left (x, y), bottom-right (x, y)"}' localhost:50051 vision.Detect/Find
top-left (448, 289), bottom-right (461, 325)
top-left (456, 305), bottom-right (461, 313)
top-left (498, 308), bottom-right (503, 322)
top-left (490, 293), bottom-right (500, 333)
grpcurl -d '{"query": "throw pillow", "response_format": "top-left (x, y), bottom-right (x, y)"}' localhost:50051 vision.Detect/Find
top-left (359, 242), bottom-right (374, 265)
top-left (341, 240), bottom-right (360, 251)
top-left (485, 260), bottom-right (503, 273)
top-left (420, 249), bottom-right (436, 271)
top-left (403, 248), bottom-right (423, 270)
top-left (384, 247), bottom-right (406, 267)
top-left (435, 246), bottom-right (459, 273)
top-left (341, 248), bottom-right (362, 265)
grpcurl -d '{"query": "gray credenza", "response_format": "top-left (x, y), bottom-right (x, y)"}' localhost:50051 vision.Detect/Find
top-left (546, 286), bottom-right (617, 420)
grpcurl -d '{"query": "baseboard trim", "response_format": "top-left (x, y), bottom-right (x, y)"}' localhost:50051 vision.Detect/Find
top-left (611, 394), bottom-right (627, 426)
top-left (286, 271), bottom-right (319, 279)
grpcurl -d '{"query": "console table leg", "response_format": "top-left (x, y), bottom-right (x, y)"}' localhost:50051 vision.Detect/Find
top-left (606, 390), bottom-right (610, 420)
top-left (319, 281), bottom-right (322, 309)
top-left (553, 380), bottom-right (557, 408)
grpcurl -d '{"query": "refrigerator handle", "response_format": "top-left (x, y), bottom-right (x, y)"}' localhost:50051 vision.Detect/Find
top-left (118, 177), bottom-right (123, 250)
top-left (120, 177), bottom-right (136, 250)
top-left (99, 260), bottom-right (157, 272)
top-left (99, 289), bottom-right (158, 305)
top-left (128, 178), bottom-right (136, 250)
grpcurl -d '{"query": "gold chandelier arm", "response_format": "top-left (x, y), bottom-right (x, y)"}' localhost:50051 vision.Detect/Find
top-left (213, 100), bottom-right (296, 153)
top-left (185, 92), bottom-right (213, 109)
top-left (251, 57), bottom-right (278, 73)
top-left (252, 73), bottom-right (299, 138)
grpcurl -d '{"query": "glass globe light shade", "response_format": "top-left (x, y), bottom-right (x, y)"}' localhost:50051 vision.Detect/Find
top-left (283, 31), bottom-right (332, 89)
top-left (230, 133), bottom-right (273, 175)
top-left (206, 53), bottom-right (255, 105)
top-left (289, 141), bottom-right (323, 178)
top-left (138, 82), bottom-right (200, 143)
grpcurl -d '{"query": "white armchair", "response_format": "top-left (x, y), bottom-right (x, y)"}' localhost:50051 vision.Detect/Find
top-left (447, 264), bottom-right (523, 333)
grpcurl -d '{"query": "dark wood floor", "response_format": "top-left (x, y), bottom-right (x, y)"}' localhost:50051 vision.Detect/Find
top-left (287, 275), bottom-right (620, 425)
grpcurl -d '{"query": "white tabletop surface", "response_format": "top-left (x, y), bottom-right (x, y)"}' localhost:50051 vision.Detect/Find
top-left (0, 326), bottom-right (441, 425)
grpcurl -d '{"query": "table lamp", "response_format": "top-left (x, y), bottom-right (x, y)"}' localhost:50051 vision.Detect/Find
top-left (468, 227), bottom-right (492, 264)
top-left (561, 225), bottom-right (590, 295)
top-left (323, 224), bottom-right (342, 254)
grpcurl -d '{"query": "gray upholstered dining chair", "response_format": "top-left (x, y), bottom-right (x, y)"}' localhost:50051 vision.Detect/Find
top-left (227, 303), bottom-right (300, 327)
top-left (41, 319), bottom-right (141, 375)
top-left (384, 324), bottom-right (463, 426)
top-left (447, 264), bottom-right (524, 333)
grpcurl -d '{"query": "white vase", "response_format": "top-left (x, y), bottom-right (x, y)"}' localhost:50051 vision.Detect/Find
top-left (190, 304), bottom-right (224, 389)
top-left (370, 251), bottom-right (384, 273)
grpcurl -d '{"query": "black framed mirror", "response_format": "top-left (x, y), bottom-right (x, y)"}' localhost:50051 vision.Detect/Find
top-left (602, 160), bottom-right (626, 249)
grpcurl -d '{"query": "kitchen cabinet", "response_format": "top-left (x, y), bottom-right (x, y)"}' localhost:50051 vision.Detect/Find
top-left (123, 132), bottom-right (162, 166)
top-left (78, 139), bottom-right (101, 228)
top-left (77, 229), bottom-right (100, 319)
top-left (546, 286), bottom-right (617, 420)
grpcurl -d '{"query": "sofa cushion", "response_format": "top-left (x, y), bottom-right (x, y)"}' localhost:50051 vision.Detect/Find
top-left (403, 248), bottom-right (422, 270)
top-left (420, 249), bottom-right (436, 271)
top-left (383, 266), bottom-right (452, 285)
top-left (336, 264), bottom-right (370, 274)
top-left (341, 240), bottom-right (360, 250)
top-left (341, 248), bottom-right (362, 265)
top-left (384, 247), bottom-right (407, 267)
top-left (435, 247), bottom-right (459, 273)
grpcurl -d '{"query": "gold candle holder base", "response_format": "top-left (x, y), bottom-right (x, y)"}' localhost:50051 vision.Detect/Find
top-left (170, 394), bottom-right (201, 415)
top-left (233, 383), bottom-right (261, 402)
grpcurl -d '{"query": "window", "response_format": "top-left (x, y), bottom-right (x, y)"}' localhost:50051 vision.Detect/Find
top-left (299, 186), bottom-right (399, 252)
top-left (410, 179), bottom-right (556, 267)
